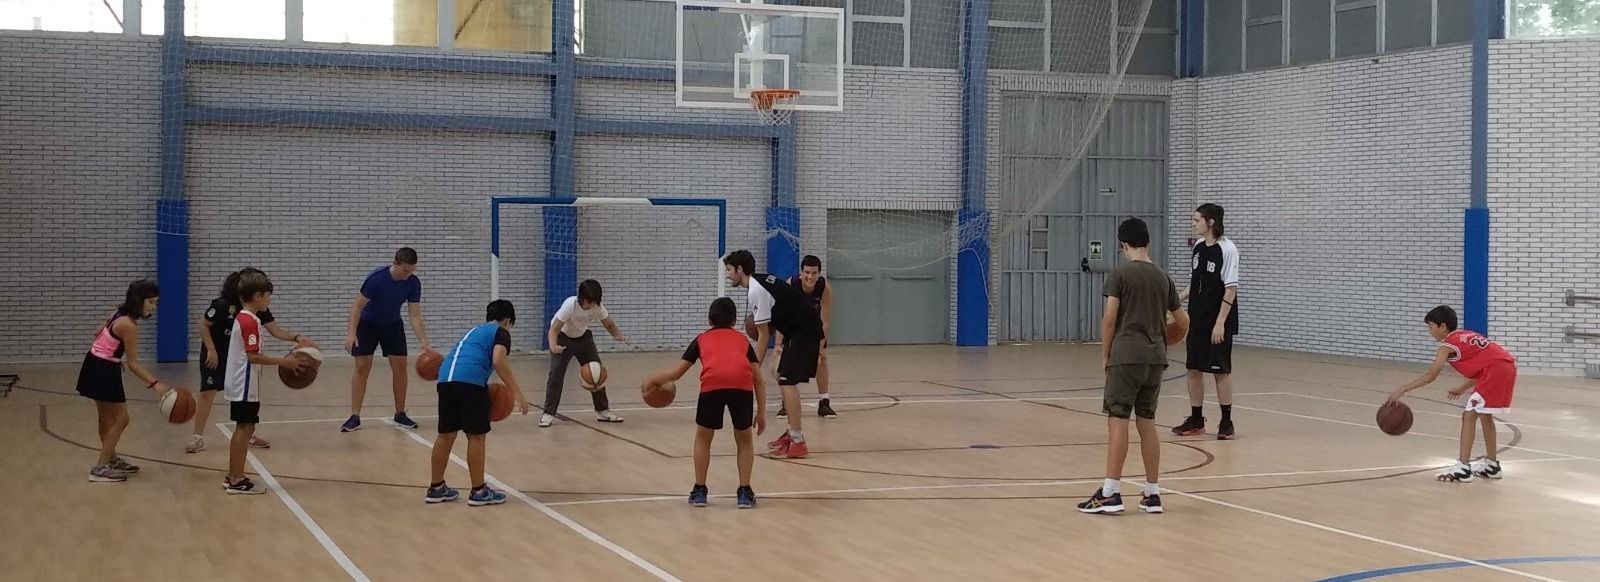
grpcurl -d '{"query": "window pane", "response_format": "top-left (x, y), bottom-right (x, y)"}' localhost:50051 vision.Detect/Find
top-left (992, 0), bottom-right (1046, 22)
top-left (1290, 0), bottom-right (1330, 63)
top-left (579, 0), bottom-right (673, 59)
top-left (852, 21), bottom-right (904, 66)
top-left (455, 0), bottom-right (552, 53)
top-left (303, 0), bottom-right (437, 46)
top-left (989, 25), bottom-right (1045, 70)
top-left (0, 0), bottom-right (123, 33)
top-left (1385, 0), bottom-right (1432, 50)
top-left (1247, 0), bottom-right (1283, 19)
top-left (1205, 0), bottom-right (1243, 74)
top-left (854, 0), bottom-right (904, 17)
top-left (1510, 0), bottom-right (1600, 37)
top-left (1245, 21), bottom-right (1282, 69)
top-left (1436, 0), bottom-right (1472, 43)
top-left (1126, 31), bottom-right (1176, 76)
top-left (1334, 5), bottom-right (1376, 57)
top-left (1145, 0), bottom-right (1179, 29)
top-left (909, 0), bottom-right (960, 68)
top-left (144, 0), bottom-right (287, 39)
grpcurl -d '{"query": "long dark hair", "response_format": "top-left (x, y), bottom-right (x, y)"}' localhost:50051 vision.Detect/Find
top-left (119, 279), bottom-right (161, 319)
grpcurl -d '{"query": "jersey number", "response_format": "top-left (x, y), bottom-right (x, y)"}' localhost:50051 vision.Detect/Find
top-left (1468, 336), bottom-right (1491, 349)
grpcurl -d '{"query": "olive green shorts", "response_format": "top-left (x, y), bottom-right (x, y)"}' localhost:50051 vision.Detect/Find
top-left (1104, 364), bottom-right (1165, 420)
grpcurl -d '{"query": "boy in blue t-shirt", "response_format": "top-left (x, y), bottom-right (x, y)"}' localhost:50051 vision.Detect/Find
top-left (343, 247), bottom-right (433, 433)
top-left (425, 300), bottom-right (528, 507)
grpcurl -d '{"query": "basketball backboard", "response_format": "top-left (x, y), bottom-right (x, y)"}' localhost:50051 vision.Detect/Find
top-left (676, 0), bottom-right (844, 112)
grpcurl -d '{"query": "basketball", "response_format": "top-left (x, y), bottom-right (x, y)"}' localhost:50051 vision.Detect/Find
top-left (489, 382), bottom-right (513, 422)
top-left (642, 381), bottom-right (676, 408)
top-left (416, 349), bottom-right (443, 381)
top-left (745, 312), bottom-right (760, 340)
top-left (1165, 312), bottom-right (1187, 345)
top-left (278, 347), bottom-right (322, 389)
top-left (159, 387), bottom-right (196, 424)
top-left (1377, 400), bottom-right (1414, 435)
top-left (580, 361), bottom-right (607, 391)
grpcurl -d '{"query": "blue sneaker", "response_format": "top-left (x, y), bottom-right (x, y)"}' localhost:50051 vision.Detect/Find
top-left (468, 486), bottom-right (507, 507)
top-left (340, 415), bottom-right (361, 432)
top-left (736, 486), bottom-right (756, 509)
top-left (393, 412), bottom-right (419, 429)
top-left (425, 484), bottom-right (459, 504)
top-left (688, 485), bottom-right (708, 507)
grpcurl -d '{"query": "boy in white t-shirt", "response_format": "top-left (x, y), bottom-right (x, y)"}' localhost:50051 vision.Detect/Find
top-left (541, 279), bottom-right (629, 427)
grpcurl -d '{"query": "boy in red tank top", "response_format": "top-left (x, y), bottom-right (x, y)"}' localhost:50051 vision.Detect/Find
top-left (642, 297), bottom-right (768, 509)
top-left (1389, 305), bottom-right (1517, 483)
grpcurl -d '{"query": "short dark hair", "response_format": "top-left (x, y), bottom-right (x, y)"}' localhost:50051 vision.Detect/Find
top-left (395, 247), bottom-right (418, 265)
top-left (708, 297), bottom-right (737, 328)
top-left (801, 255), bottom-right (822, 270)
top-left (1425, 305), bottom-right (1458, 331)
top-left (238, 272), bottom-right (274, 303)
top-left (486, 299), bottom-right (516, 323)
top-left (578, 279), bottom-right (603, 304)
top-left (723, 250), bottom-right (756, 277)
top-left (120, 279), bottom-right (161, 319)
top-left (1196, 203), bottom-right (1226, 238)
top-left (221, 267), bottom-right (266, 304)
top-left (1117, 217), bottom-right (1150, 249)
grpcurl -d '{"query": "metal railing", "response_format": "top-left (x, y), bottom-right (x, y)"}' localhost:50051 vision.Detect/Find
top-left (1565, 289), bottom-right (1600, 307)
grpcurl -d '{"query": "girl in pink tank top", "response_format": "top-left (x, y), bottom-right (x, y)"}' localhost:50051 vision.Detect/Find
top-left (76, 280), bottom-right (168, 483)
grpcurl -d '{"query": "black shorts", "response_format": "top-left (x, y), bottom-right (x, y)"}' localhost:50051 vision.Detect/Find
top-left (438, 381), bottom-right (491, 435)
top-left (1104, 364), bottom-right (1165, 420)
top-left (696, 388), bottom-right (755, 431)
top-left (354, 318), bottom-right (407, 357)
top-left (1186, 331), bottom-right (1234, 375)
top-left (199, 360), bottom-right (224, 393)
top-left (75, 354), bottom-right (126, 403)
top-left (231, 401), bottom-right (262, 424)
top-left (776, 336), bottom-right (821, 386)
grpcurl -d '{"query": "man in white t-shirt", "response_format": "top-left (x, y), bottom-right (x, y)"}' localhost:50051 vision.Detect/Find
top-left (541, 279), bottom-right (629, 427)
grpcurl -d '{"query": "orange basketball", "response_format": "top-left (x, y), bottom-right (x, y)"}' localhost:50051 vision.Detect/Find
top-left (416, 349), bottom-right (443, 381)
top-left (1377, 400), bottom-right (1414, 436)
top-left (489, 382), bottom-right (513, 422)
top-left (1165, 313), bottom-right (1187, 345)
top-left (579, 361), bottom-right (608, 392)
top-left (278, 347), bottom-right (322, 389)
top-left (642, 381), bottom-right (676, 408)
top-left (160, 387), bottom-right (196, 424)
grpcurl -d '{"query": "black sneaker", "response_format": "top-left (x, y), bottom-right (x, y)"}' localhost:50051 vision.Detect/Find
top-left (1473, 459), bottom-right (1502, 480)
top-left (1172, 416), bottom-right (1206, 436)
top-left (1140, 494), bottom-right (1164, 514)
top-left (817, 399), bottom-right (838, 419)
top-left (689, 484), bottom-right (708, 507)
top-left (1217, 421), bottom-right (1235, 441)
top-left (1076, 489), bottom-right (1125, 514)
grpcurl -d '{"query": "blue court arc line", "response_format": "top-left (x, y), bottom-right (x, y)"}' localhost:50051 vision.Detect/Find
top-left (1316, 555), bottom-right (1600, 581)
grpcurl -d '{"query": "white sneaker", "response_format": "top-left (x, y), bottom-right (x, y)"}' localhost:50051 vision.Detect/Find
top-left (596, 410), bottom-right (624, 423)
top-left (538, 414), bottom-right (555, 428)
top-left (185, 435), bottom-right (205, 454)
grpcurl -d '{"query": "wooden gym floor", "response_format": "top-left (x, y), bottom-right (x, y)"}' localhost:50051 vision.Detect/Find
top-left (2, 343), bottom-right (1598, 581)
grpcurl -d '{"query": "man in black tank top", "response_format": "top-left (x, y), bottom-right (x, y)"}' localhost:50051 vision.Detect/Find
top-left (782, 255), bottom-right (836, 419)
top-left (724, 250), bottom-right (822, 459)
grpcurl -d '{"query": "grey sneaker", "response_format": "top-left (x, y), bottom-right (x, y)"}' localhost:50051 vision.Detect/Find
top-left (109, 456), bottom-right (140, 474)
top-left (89, 464), bottom-right (127, 483)
top-left (185, 435), bottom-right (206, 454)
top-left (538, 414), bottom-right (555, 428)
top-left (596, 410), bottom-right (624, 423)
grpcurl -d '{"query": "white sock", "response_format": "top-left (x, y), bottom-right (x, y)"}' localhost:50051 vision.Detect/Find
top-left (818, 393), bottom-right (829, 402)
top-left (789, 429), bottom-right (804, 442)
top-left (1144, 482), bottom-right (1160, 496)
top-left (1102, 479), bottom-right (1120, 495)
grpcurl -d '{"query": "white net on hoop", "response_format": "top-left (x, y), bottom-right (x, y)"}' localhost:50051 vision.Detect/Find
top-left (751, 90), bottom-right (797, 125)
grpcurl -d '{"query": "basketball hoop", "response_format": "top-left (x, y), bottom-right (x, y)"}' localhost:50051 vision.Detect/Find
top-left (750, 89), bottom-right (799, 125)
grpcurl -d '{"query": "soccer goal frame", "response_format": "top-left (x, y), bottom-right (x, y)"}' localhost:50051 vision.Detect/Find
top-left (489, 196), bottom-right (730, 302)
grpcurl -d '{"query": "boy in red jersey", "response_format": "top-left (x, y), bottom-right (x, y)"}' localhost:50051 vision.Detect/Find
top-left (1389, 305), bottom-right (1517, 483)
top-left (641, 297), bottom-right (768, 509)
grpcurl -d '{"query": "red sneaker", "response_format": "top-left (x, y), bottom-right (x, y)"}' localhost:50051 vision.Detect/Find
top-left (768, 432), bottom-right (792, 451)
top-left (773, 439), bottom-right (809, 459)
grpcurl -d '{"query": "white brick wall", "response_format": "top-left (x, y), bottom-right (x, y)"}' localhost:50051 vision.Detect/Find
top-left (1487, 39), bottom-right (1600, 374)
top-left (1168, 46), bottom-right (1472, 362)
top-left (0, 33), bottom-right (162, 362)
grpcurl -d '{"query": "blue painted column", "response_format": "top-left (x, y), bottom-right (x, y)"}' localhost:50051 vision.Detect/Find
top-left (545, 0), bottom-right (578, 345)
top-left (766, 121), bottom-right (800, 280)
top-left (1178, 0), bottom-right (1205, 78)
top-left (156, 0), bottom-right (189, 362)
top-left (1464, 0), bottom-right (1503, 335)
top-left (956, 0), bottom-right (991, 346)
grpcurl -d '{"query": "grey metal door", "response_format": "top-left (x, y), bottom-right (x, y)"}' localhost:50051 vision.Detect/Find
top-left (999, 94), bottom-right (1168, 342)
top-left (826, 209), bottom-right (951, 345)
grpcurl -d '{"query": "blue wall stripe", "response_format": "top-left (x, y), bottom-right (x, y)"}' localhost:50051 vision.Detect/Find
top-left (186, 44), bottom-right (557, 76)
top-left (576, 118), bottom-right (778, 139)
top-left (1464, 0), bottom-right (1500, 335)
top-left (546, 0), bottom-right (580, 347)
top-left (187, 106), bottom-right (558, 133)
top-left (1316, 555), bottom-right (1600, 582)
top-left (156, 0), bottom-right (188, 363)
top-left (956, 0), bottom-right (991, 346)
top-left (542, 207), bottom-right (579, 351)
top-left (1179, 0), bottom-right (1205, 78)
top-left (574, 63), bottom-right (675, 81)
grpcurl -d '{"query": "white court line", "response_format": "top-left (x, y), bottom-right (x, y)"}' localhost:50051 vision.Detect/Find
top-left (387, 422), bottom-right (683, 582)
top-left (1164, 488), bottom-right (1568, 582)
top-left (545, 457), bottom-right (1583, 507)
top-left (214, 423), bottom-right (371, 582)
top-left (252, 392), bottom-right (1294, 426)
top-left (1272, 392), bottom-right (1599, 436)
